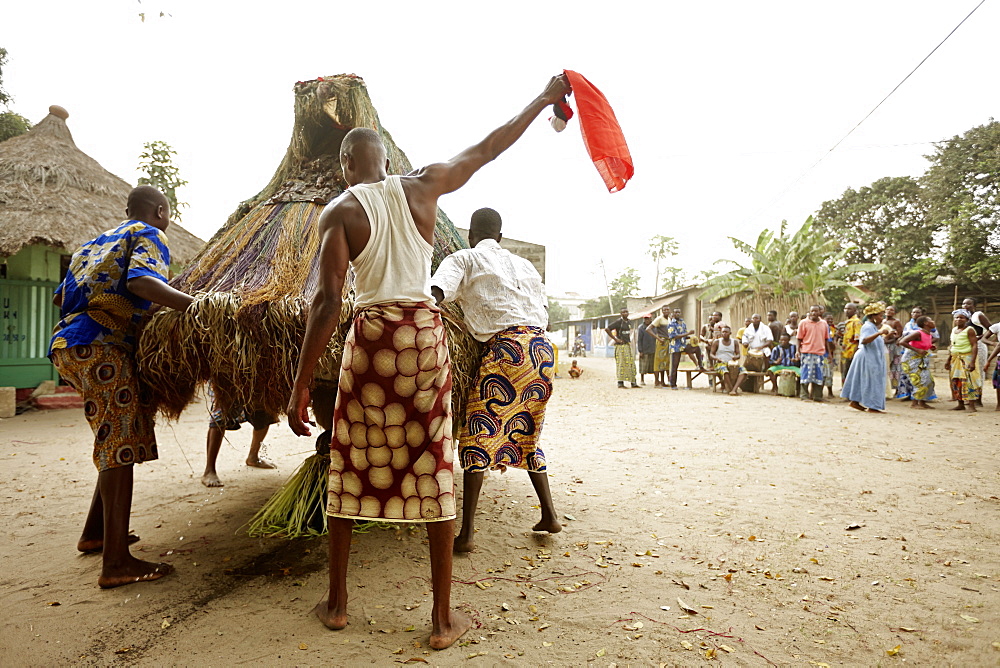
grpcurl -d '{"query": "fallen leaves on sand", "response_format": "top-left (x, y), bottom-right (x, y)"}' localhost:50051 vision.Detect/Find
top-left (397, 658), bottom-right (428, 664)
top-left (596, 648), bottom-right (606, 657)
top-left (542, 641), bottom-right (553, 647)
top-left (960, 614), bottom-right (980, 623)
top-left (677, 598), bottom-right (698, 615)
top-left (672, 578), bottom-right (690, 590)
top-left (298, 643), bottom-right (308, 650)
top-left (114, 648), bottom-right (132, 655)
top-left (160, 618), bottom-right (171, 629)
top-left (886, 644), bottom-right (902, 656)
top-left (46, 601), bottom-right (60, 606)
top-left (466, 651), bottom-right (488, 658)
top-left (681, 640), bottom-right (694, 650)
top-left (845, 523), bottom-right (864, 531)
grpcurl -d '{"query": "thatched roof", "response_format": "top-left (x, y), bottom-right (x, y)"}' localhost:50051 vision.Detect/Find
top-left (0, 105), bottom-right (205, 264)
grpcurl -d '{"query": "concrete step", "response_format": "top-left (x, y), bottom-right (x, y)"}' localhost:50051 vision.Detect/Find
top-left (34, 392), bottom-right (84, 410)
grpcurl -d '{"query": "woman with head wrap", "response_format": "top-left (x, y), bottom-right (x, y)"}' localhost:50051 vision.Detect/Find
top-left (840, 302), bottom-right (889, 412)
top-left (962, 298), bottom-right (992, 407)
top-left (946, 309), bottom-right (980, 412)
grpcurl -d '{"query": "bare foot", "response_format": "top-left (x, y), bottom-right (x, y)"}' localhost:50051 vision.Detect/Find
top-left (313, 597), bottom-right (347, 630)
top-left (867, 408), bottom-right (884, 413)
top-left (98, 558), bottom-right (173, 589)
top-left (78, 533), bottom-right (140, 554)
top-left (533, 518), bottom-right (563, 534)
top-left (728, 390), bottom-right (739, 396)
top-left (950, 405), bottom-right (966, 411)
top-left (849, 401), bottom-right (865, 412)
top-left (966, 406), bottom-right (977, 413)
top-left (430, 610), bottom-right (473, 650)
top-left (247, 457), bottom-right (277, 469)
top-left (453, 533), bottom-right (476, 553)
top-left (201, 472), bottom-right (224, 487)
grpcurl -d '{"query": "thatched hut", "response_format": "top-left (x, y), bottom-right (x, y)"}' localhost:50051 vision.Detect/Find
top-left (138, 75), bottom-right (481, 424)
top-left (0, 105), bottom-right (206, 389)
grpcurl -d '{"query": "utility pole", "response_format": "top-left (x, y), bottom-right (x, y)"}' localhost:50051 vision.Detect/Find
top-left (600, 259), bottom-right (614, 315)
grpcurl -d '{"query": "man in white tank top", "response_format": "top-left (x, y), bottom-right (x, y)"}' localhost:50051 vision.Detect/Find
top-left (287, 74), bottom-right (571, 649)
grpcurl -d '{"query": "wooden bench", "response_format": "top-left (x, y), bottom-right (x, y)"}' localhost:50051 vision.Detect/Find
top-left (708, 369), bottom-right (766, 393)
top-left (740, 371), bottom-right (767, 393)
top-left (679, 368), bottom-right (706, 389)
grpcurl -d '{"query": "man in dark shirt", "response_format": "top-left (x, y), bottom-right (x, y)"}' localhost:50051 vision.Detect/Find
top-left (605, 308), bottom-right (638, 388)
top-left (636, 313), bottom-right (657, 385)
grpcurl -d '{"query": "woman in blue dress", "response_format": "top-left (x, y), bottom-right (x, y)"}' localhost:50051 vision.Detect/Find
top-left (841, 301), bottom-right (889, 412)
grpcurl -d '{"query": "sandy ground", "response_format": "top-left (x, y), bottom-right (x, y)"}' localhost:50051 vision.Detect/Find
top-left (1, 357), bottom-right (999, 667)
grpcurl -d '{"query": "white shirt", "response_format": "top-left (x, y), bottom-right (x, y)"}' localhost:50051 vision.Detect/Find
top-left (741, 322), bottom-right (774, 351)
top-left (431, 239), bottom-right (547, 342)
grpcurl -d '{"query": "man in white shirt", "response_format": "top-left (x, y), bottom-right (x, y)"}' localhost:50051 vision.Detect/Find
top-left (432, 208), bottom-right (561, 553)
top-left (741, 313), bottom-right (774, 372)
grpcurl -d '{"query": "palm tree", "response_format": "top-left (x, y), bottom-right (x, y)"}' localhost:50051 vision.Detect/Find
top-left (699, 217), bottom-right (884, 311)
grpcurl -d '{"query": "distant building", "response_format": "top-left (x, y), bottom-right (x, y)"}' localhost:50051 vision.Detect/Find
top-left (548, 291), bottom-right (588, 320)
top-left (455, 227), bottom-right (545, 282)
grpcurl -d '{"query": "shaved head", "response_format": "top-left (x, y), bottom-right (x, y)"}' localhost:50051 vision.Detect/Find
top-left (128, 185), bottom-right (168, 215)
top-left (341, 127), bottom-right (385, 161)
top-left (469, 207), bottom-right (502, 245)
top-left (340, 127), bottom-right (387, 186)
top-left (126, 185), bottom-right (170, 230)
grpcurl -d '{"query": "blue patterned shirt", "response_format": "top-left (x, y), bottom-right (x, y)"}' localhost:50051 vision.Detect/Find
top-left (770, 343), bottom-right (798, 366)
top-left (49, 220), bottom-right (171, 354)
top-left (666, 317), bottom-right (688, 354)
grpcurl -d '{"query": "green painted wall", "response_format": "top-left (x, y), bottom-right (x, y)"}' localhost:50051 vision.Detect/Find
top-left (1, 245), bottom-right (66, 388)
top-left (3, 245), bottom-right (65, 281)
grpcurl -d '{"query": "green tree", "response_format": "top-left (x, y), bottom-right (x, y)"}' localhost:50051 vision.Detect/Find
top-left (814, 175), bottom-right (938, 301)
top-left (647, 234), bottom-right (679, 294)
top-left (581, 267), bottom-right (641, 317)
top-left (922, 119), bottom-right (1000, 285)
top-left (699, 217), bottom-right (884, 305)
top-left (138, 140), bottom-right (188, 222)
top-left (660, 266), bottom-right (687, 292)
top-left (547, 298), bottom-right (570, 323)
top-left (0, 47), bottom-right (31, 142)
top-left (0, 47), bottom-right (12, 108)
top-left (0, 110), bottom-right (31, 142)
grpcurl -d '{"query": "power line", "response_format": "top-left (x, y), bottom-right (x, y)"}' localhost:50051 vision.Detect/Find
top-left (748, 0), bottom-right (987, 222)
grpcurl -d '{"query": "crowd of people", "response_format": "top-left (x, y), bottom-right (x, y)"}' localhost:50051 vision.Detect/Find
top-left (601, 300), bottom-right (1000, 413)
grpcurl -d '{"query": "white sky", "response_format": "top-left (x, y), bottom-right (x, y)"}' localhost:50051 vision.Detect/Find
top-left (3, 1), bottom-right (997, 299)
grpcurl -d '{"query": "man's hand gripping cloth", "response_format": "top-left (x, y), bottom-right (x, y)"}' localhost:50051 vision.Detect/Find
top-left (563, 70), bottom-right (634, 193)
top-left (328, 303), bottom-right (456, 522)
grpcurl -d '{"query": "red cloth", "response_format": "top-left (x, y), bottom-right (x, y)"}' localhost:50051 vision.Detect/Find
top-left (564, 70), bottom-right (633, 193)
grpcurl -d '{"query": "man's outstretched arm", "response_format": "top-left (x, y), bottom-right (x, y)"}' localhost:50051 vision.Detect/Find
top-left (287, 202), bottom-right (350, 436)
top-left (413, 75), bottom-right (571, 198)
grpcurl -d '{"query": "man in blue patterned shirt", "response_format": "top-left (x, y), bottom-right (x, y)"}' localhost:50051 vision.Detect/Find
top-left (49, 185), bottom-right (194, 589)
top-left (665, 308), bottom-right (704, 388)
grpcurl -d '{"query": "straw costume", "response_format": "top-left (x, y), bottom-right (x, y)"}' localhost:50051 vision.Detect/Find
top-left (136, 76), bottom-right (483, 536)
